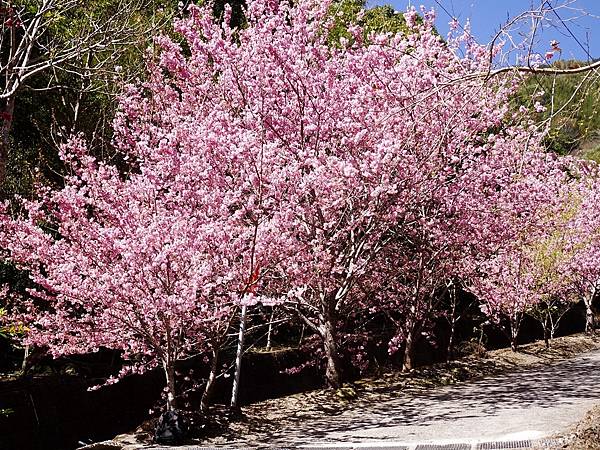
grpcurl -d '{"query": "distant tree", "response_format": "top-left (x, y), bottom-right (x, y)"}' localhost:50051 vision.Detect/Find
top-left (0, 0), bottom-right (181, 190)
top-left (327, 0), bottom-right (412, 46)
top-left (515, 61), bottom-right (600, 156)
top-left (465, 149), bottom-right (583, 351)
top-left (559, 173), bottom-right (600, 334)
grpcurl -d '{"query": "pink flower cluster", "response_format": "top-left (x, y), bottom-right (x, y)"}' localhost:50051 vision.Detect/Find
top-left (1, 0), bottom-right (598, 395)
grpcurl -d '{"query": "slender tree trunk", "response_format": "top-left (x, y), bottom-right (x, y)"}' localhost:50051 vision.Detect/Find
top-left (321, 317), bottom-right (342, 389)
top-left (230, 304), bottom-right (247, 409)
top-left (200, 347), bottom-right (219, 412)
top-left (539, 311), bottom-right (552, 348)
top-left (584, 288), bottom-right (596, 334)
top-left (0, 96), bottom-right (15, 188)
top-left (403, 279), bottom-right (422, 372)
top-left (446, 284), bottom-right (458, 362)
top-left (266, 307), bottom-right (274, 351)
top-left (163, 361), bottom-right (177, 411)
top-left (446, 320), bottom-right (456, 362)
top-left (585, 303), bottom-right (595, 334)
top-left (510, 311), bottom-right (521, 352)
top-left (543, 317), bottom-right (550, 349)
top-left (21, 344), bottom-right (30, 373)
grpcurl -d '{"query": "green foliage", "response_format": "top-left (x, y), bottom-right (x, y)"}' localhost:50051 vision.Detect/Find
top-left (2, 1), bottom-right (182, 197)
top-left (0, 312), bottom-right (27, 339)
top-left (0, 261), bottom-right (31, 342)
top-left (0, 408), bottom-right (15, 418)
top-left (327, 0), bottom-right (411, 47)
top-left (6, 80), bottom-right (64, 195)
top-left (362, 4), bottom-right (411, 36)
top-left (584, 143), bottom-right (600, 164)
top-left (516, 60), bottom-right (600, 156)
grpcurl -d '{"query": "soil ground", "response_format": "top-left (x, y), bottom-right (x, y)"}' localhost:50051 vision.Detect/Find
top-left (562, 404), bottom-right (600, 449)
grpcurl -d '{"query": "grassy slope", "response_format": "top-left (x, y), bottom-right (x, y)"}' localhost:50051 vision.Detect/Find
top-left (516, 60), bottom-right (600, 159)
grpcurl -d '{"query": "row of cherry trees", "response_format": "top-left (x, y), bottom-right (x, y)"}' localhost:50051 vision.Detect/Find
top-left (1, 0), bottom-right (600, 410)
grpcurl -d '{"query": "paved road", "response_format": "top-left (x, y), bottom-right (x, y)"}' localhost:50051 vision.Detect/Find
top-left (295, 349), bottom-right (600, 447)
top-left (140, 349), bottom-right (600, 449)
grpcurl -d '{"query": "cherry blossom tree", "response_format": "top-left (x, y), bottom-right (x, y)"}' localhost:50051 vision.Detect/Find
top-left (558, 171), bottom-right (600, 334)
top-left (224, 2), bottom-right (577, 378)
top-left (2, 0), bottom-right (598, 402)
top-left (525, 198), bottom-right (584, 346)
top-left (222, 4), bottom-right (520, 382)
top-left (0, 4), bottom-right (295, 410)
top-left (0, 111), bottom-right (296, 408)
top-left (0, 143), bottom-right (230, 410)
top-left (464, 141), bottom-right (585, 350)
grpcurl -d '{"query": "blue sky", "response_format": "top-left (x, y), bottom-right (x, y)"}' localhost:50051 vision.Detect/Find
top-left (366, 0), bottom-right (600, 62)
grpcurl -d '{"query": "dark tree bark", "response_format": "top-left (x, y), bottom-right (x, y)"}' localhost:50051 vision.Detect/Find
top-left (322, 317), bottom-right (342, 389)
top-left (0, 96), bottom-right (15, 187)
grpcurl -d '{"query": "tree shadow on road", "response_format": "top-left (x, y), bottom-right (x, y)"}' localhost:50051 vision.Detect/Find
top-left (204, 351), bottom-right (600, 447)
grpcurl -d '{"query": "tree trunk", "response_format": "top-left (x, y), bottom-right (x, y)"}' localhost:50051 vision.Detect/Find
top-left (446, 284), bottom-right (458, 362)
top-left (0, 96), bottom-right (15, 188)
top-left (510, 312), bottom-right (521, 352)
top-left (21, 344), bottom-right (30, 372)
top-left (266, 307), bottom-right (274, 350)
top-left (402, 322), bottom-right (420, 372)
top-left (446, 321), bottom-right (455, 362)
top-left (584, 288), bottom-right (596, 334)
top-left (200, 347), bottom-right (219, 412)
top-left (543, 321), bottom-right (550, 349)
top-left (540, 312), bottom-right (551, 348)
top-left (585, 303), bottom-right (595, 334)
top-left (230, 304), bottom-right (247, 409)
top-left (163, 361), bottom-right (177, 411)
top-left (322, 318), bottom-right (342, 389)
top-left (319, 311), bottom-right (342, 389)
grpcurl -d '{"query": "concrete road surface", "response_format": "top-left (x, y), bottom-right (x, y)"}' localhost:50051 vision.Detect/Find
top-left (142, 349), bottom-right (600, 449)
top-left (296, 349), bottom-right (600, 447)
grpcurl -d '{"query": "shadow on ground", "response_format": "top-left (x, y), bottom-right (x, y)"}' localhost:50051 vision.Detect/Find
top-left (200, 351), bottom-right (600, 447)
